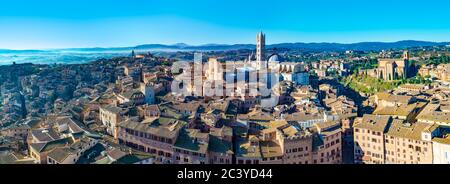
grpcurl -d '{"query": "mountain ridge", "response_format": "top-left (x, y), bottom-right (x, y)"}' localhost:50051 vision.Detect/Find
top-left (2, 40), bottom-right (450, 52)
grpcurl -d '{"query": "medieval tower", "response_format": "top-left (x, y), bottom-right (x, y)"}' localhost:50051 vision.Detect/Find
top-left (256, 31), bottom-right (266, 69)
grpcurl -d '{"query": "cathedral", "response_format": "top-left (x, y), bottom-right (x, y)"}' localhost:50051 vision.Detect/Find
top-left (375, 51), bottom-right (411, 81)
top-left (206, 32), bottom-right (309, 85)
top-left (197, 32), bottom-right (309, 101)
top-left (171, 32), bottom-right (311, 108)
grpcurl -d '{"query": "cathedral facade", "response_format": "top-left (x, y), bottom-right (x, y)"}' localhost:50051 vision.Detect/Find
top-left (375, 51), bottom-right (411, 81)
top-left (188, 32), bottom-right (310, 101)
top-left (204, 32), bottom-right (310, 85)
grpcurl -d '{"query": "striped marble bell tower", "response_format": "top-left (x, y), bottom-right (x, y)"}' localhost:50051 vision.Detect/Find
top-left (256, 31), bottom-right (266, 69)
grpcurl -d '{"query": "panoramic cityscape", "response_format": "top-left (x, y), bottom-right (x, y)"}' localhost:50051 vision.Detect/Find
top-left (1, 0), bottom-right (450, 165)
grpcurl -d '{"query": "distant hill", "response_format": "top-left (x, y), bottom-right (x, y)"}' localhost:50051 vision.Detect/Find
top-left (1, 40), bottom-right (449, 65)
top-left (0, 49), bottom-right (50, 54)
top-left (2, 40), bottom-right (450, 53)
top-left (269, 40), bottom-right (450, 51)
top-left (133, 40), bottom-right (450, 51)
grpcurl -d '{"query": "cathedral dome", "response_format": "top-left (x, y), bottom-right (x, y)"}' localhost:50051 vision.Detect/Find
top-left (268, 54), bottom-right (282, 62)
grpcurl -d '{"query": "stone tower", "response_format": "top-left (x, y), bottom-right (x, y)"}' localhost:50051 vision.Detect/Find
top-left (256, 31), bottom-right (266, 69)
top-left (403, 50), bottom-right (411, 78)
top-left (403, 50), bottom-right (410, 60)
top-left (131, 50), bottom-right (136, 59)
top-left (140, 82), bottom-right (155, 104)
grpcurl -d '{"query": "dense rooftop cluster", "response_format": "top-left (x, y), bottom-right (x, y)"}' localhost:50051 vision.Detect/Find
top-left (1, 36), bottom-right (450, 164)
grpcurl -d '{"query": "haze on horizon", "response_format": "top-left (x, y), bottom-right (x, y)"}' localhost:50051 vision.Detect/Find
top-left (1, 0), bottom-right (450, 50)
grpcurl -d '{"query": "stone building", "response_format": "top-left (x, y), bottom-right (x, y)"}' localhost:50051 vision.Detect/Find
top-left (235, 120), bottom-right (342, 164)
top-left (354, 114), bottom-right (435, 164)
top-left (374, 51), bottom-right (411, 81)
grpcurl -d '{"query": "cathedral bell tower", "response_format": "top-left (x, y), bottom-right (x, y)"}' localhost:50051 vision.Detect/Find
top-left (256, 31), bottom-right (266, 70)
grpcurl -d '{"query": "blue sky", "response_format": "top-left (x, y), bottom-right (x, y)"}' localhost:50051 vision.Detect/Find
top-left (1, 0), bottom-right (450, 49)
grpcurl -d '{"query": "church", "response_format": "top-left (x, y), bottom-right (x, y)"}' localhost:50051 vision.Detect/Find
top-left (176, 32), bottom-right (310, 108)
top-left (205, 32), bottom-right (309, 86)
top-left (363, 51), bottom-right (411, 81)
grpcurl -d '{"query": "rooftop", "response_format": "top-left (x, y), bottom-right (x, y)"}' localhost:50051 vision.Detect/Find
top-left (417, 103), bottom-right (450, 124)
top-left (373, 102), bottom-right (426, 117)
top-left (354, 115), bottom-right (392, 132)
top-left (118, 117), bottom-right (185, 139)
top-left (208, 135), bottom-right (233, 154)
top-left (101, 105), bottom-right (125, 114)
top-left (174, 129), bottom-right (209, 154)
top-left (236, 137), bottom-right (262, 158)
top-left (47, 147), bottom-right (75, 163)
top-left (31, 128), bottom-right (61, 142)
top-left (29, 137), bottom-right (73, 153)
top-left (120, 89), bottom-right (144, 99)
top-left (385, 120), bottom-right (431, 141)
top-left (375, 92), bottom-right (413, 104)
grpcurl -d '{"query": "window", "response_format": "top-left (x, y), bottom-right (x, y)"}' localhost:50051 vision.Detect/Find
top-left (415, 146), bottom-right (422, 152)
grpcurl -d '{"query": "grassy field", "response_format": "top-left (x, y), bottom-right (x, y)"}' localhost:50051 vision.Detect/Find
top-left (343, 74), bottom-right (401, 95)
